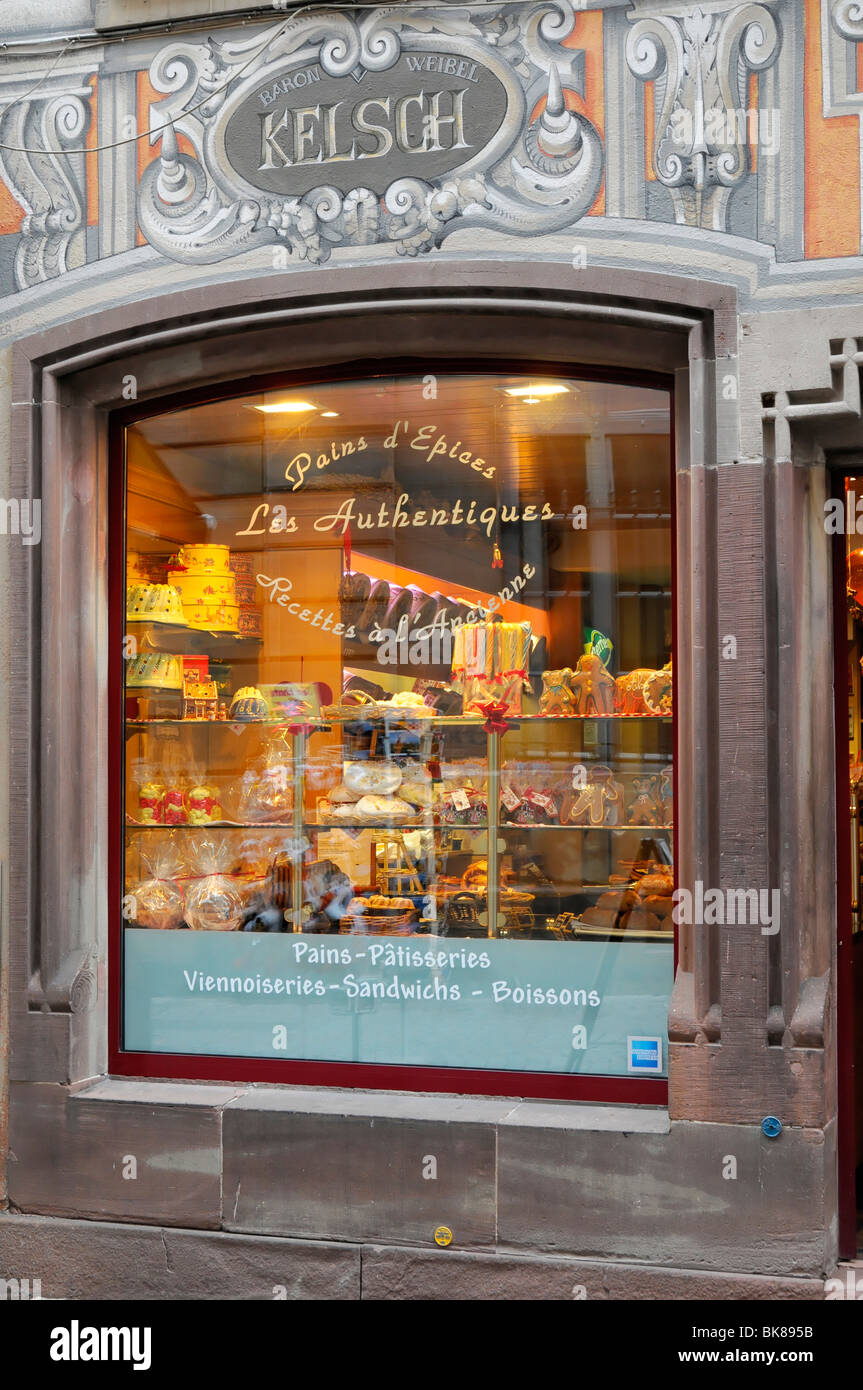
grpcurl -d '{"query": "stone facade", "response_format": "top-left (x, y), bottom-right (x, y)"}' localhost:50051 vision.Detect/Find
top-left (0, 0), bottom-right (861, 1297)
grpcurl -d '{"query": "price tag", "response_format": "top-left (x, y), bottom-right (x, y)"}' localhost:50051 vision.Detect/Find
top-left (451, 789), bottom-right (470, 811)
top-left (501, 786), bottom-right (520, 811)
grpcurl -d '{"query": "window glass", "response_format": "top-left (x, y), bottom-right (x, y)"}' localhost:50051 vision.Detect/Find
top-left (121, 372), bottom-right (674, 1081)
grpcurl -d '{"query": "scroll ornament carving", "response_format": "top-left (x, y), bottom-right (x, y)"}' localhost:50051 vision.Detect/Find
top-left (832, 0), bottom-right (863, 40)
top-left (0, 87), bottom-right (92, 289)
top-left (625, 3), bottom-right (780, 231)
top-left (137, 4), bottom-right (605, 266)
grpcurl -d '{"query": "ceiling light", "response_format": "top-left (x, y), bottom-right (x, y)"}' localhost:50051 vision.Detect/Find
top-left (504, 384), bottom-right (570, 398)
top-left (253, 400), bottom-right (316, 414)
top-left (523, 397), bottom-right (541, 404)
top-left (321, 411), bottom-right (340, 418)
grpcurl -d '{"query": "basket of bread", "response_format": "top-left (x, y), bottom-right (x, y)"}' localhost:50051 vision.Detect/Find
top-left (340, 894), bottom-right (418, 934)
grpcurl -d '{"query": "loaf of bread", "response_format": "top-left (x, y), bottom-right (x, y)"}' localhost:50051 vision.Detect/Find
top-left (596, 889), bottom-right (636, 912)
top-left (619, 908), bottom-right (661, 933)
top-left (642, 894), bottom-right (674, 916)
top-left (354, 795), bottom-right (414, 821)
top-left (638, 872), bottom-right (674, 896)
top-left (344, 762), bottom-right (403, 795)
top-left (580, 908), bottom-right (616, 929)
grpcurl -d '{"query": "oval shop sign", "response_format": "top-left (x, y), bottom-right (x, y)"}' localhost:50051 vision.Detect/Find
top-left (221, 45), bottom-right (511, 198)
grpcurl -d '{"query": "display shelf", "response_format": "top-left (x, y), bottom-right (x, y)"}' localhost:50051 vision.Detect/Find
top-left (126, 820), bottom-right (295, 830)
top-left (499, 823), bottom-right (673, 831)
top-left (570, 924), bottom-right (674, 942)
top-left (124, 710), bottom-right (674, 939)
top-left (313, 821), bottom-right (483, 829)
top-left (124, 713), bottom-right (672, 727)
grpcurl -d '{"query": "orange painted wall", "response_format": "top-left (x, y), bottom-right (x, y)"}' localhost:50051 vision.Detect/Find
top-left (136, 71), bottom-right (196, 247)
top-left (567, 8), bottom-right (605, 215)
top-left (86, 75), bottom-right (99, 227)
top-left (805, 0), bottom-right (860, 257)
top-left (353, 551), bottom-right (551, 642)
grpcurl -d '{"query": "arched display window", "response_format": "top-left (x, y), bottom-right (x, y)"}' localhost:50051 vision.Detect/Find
top-left (111, 362), bottom-right (675, 1098)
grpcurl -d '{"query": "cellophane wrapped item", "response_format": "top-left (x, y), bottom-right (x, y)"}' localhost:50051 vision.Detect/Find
top-left (131, 831), bottom-right (187, 930)
top-left (184, 832), bottom-right (244, 931)
top-left (452, 620), bottom-right (532, 716)
top-left (232, 729), bottom-right (294, 824)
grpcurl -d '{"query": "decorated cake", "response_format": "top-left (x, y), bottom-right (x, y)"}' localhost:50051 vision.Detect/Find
top-left (168, 545), bottom-right (238, 631)
top-left (229, 686), bottom-right (270, 721)
top-left (126, 583), bottom-right (187, 626)
top-left (126, 653), bottom-right (183, 689)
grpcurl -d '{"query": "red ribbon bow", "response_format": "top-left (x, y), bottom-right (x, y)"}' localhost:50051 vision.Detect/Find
top-left (478, 700), bottom-right (510, 735)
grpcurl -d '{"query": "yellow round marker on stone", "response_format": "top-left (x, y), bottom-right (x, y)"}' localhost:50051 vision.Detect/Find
top-left (434, 1226), bottom-right (453, 1247)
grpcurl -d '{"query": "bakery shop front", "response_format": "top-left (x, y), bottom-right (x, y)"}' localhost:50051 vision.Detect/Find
top-left (0, 0), bottom-right (856, 1300)
top-left (117, 367), bottom-right (674, 1091)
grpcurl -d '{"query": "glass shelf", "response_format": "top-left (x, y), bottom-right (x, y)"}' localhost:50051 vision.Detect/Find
top-left (124, 714), bottom-right (673, 727)
top-left (127, 819), bottom-right (672, 833)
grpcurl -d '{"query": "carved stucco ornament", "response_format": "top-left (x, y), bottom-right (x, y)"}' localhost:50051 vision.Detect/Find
top-left (625, 3), bottom-right (780, 231)
top-left (137, 3), bottom-right (604, 265)
top-left (0, 84), bottom-right (92, 290)
top-left (832, 0), bottom-right (863, 40)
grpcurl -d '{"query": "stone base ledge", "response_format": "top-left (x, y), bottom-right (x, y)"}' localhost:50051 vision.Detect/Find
top-left (0, 1213), bottom-right (827, 1301)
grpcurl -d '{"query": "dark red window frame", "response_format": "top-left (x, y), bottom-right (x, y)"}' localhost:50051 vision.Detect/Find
top-left (108, 357), bottom-right (676, 1103)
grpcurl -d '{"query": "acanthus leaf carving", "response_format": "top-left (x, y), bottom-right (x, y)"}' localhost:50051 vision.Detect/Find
top-left (0, 82), bottom-right (93, 289)
top-left (625, 3), bottom-right (780, 232)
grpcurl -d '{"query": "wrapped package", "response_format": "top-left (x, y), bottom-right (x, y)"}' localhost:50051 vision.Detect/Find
top-left (452, 620), bottom-right (532, 716)
top-left (184, 832), bottom-right (244, 931)
top-left (232, 729), bottom-right (294, 823)
top-left (130, 832), bottom-right (187, 930)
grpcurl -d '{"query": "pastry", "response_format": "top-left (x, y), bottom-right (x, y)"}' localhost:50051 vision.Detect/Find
top-left (619, 908), bottom-right (661, 933)
top-left (363, 894), bottom-right (414, 910)
top-left (642, 895), bottom-right (674, 916)
top-left (354, 795), bottom-right (414, 821)
top-left (328, 784), bottom-right (361, 804)
top-left (596, 889), bottom-right (636, 912)
top-left (461, 861), bottom-right (489, 889)
top-left (185, 875), bottom-right (244, 931)
top-left (643, 661), bottom-right (673, 715)
top-left (126, 653), bottom-right (183, 689)
top-left (571, 653), bottom-right (616, 716)
top-left (626, 776), bottom-right (663, 826)
top-left (638, 871), bottom-right (674, 896)
top-left (614, 669), bottom-right (653, 716)
top-left (126, 583), bottom-right (187, 625)
top-left (539, 668), bottom-right (576, 717)
top-left (133, 877), bottom-right (185, 930)
top-left (400, 780), bottom-right (433, 808)
top-left (561, 767), bottom-right (624, 826)
top-left (580, 908), bottom-right (615, 929)
top-left (344, 762), bottom-right (402, 795)
top-left (230, 686), bottom-right (270, 720)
